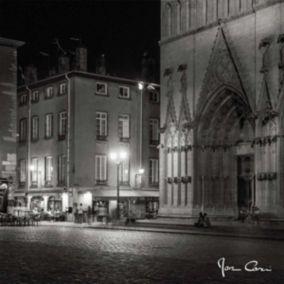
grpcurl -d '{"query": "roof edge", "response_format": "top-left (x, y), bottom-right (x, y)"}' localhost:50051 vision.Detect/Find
top-left (0, 37), bottom-right (25, 48)
top-left (18, 70), bottom-right (160, 90)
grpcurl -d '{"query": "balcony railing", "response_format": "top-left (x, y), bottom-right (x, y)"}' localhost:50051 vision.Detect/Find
top-left (96, 179), bottom-right (107, 185)
top-left (96, 135), bottom-right (107, 141)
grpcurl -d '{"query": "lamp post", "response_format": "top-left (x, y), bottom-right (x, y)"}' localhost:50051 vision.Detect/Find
top-left (65, 73), bottom-right (71, 210)
top-left (109, 151), bottom-right (128, 219)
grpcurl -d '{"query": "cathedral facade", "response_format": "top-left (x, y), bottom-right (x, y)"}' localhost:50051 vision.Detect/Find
top-left (159, 0), bottom-right (284, 219)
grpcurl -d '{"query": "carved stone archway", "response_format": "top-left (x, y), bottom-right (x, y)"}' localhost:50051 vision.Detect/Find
top-left (195, 86), bottom-right (254, 216)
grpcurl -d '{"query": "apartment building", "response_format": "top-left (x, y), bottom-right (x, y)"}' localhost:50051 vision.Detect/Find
top-left (16, 51), bottom-right (160, 219)
top-left (160, 0), bottom-right (284, 219)
top-left (0, 37), bottom-right (24, 212)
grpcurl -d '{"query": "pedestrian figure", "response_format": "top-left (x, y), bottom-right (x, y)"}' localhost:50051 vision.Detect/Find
top-left (239, 207), bottom-right (248, 223)
top-left (78, 203), bottom-right (83, 224)
top-left (73, 203), bottom-right (78, 223)
top-left (87, 206), bottom-right (92, 225)
top-left (194, 212), bottom-right (205, 227)
top-left (252, 206), bottom-right (260, 225)
top-left (203, 213), bottom-right (211, 228)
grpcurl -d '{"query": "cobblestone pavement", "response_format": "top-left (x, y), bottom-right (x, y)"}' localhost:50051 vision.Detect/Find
top-left (0, 226), bottom-right (284, 284)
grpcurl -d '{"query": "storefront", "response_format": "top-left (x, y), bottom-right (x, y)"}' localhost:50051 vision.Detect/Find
top-left (47, 196), bottom-right (62, 211)
top-left (88, 189), bottom-right (159, 222)
top-left (30, 196), bottom-right (44, 211)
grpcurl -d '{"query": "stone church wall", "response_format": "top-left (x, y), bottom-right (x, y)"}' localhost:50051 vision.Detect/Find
top-left (0, 44), bottom-right (18, 181)
top-left (160, 0), bottom-right (284, 218)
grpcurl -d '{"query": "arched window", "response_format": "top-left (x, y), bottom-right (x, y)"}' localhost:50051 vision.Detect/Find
top-left (177, 0), bottom-right (182, 34)
top-left (166, 3), bottom-right (172, 36)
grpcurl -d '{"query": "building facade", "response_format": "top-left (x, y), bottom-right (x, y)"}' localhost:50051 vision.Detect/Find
top-left (0, 37), bottom-right (24, 212)
top-left (16, 59), bottom-right (160, 219)
top-left (159, 0), bottom-right (284, 219)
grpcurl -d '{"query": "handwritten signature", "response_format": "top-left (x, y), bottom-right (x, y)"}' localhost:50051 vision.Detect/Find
top-left (217, 257), bottom-right (272, 278)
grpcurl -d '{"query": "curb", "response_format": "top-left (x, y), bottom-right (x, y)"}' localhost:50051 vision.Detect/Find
top-left (32, 222), bottom-right (284, 241)
top-left (88, 225), bottom-right (284, 241)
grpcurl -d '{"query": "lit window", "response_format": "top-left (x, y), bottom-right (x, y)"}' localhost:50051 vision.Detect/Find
top-left (95, 155), bottom-right (107, 184)
top-left (118, 114), bottom-right (130, 141)
top-left (45, 86), bottom-right (54, 99)
top-left (19, 159), bottom-right (26, 186)
top-left (58, 155), bottom-right (66, 186)
top-left (45, 156), bottom-right (53, 187)
top-left (45, 113), bottom-right (53, 138)
top-left (149, 159), bottom-right (159, 185)
top-left (96, 112), bottom-right (108, 140)
top-left (30, 157), bottom-right (39, 187)
top-left (119, 86), bottom-right (130, 99)
top-left (58, 111), bottom-right (67, 140)
top-left (31, 91), bottom-right (39, 103)
top-left (59, 83), bottom-right (67, 95)
top-left (95, 82), bottom-right (108, 95)
top-left (31, 116), bottom-right (39, 141)
top-left (119, 159), bottom-right (129, 186)
top-left (19, 118), bottom-right (27, 142)
top-left (149, 118), bottom-right (159, 145)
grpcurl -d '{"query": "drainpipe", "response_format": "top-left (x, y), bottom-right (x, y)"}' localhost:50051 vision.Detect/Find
top-left (252, 0), bottom-right (257, 208)
top-left (65, 73), bottom-right (71, 206)
top-left (25, 85), bottom-right (32, 208)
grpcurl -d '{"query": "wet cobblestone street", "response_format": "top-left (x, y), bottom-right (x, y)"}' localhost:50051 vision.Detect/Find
top-left (0, 226), bottom-right (284, 283)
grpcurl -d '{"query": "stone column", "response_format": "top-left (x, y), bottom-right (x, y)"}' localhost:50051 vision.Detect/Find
top-left (173, 148), bottom-right (178, 206)
top-left (278, 135), bottom-right (284, 212)
top-left (27, 195), bottom-right (32, 210)
top-left (180, 148), bottom-right (186, 206)
top-left (187, 147), bottom-right (193, 207)
top-left (167, 148), bottom-right (173, 205)
top-left (159, 147), bottom-right (166, 207)
top-left (43, 196), bottom-right (49, 212)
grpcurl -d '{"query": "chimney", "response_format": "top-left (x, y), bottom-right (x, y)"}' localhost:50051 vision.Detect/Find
top-left (96, 54), bottom-right (106, 75)
top-left (58, 54), bottom-right (70, 74)
top-left (141, 51), bottom-right (155, 82)
top-left (49, 67), bottom-right (57, 77)
top-left (24, 64), bottom-right (38, 84)
top-left (75, 46), bottom-right (87, 72)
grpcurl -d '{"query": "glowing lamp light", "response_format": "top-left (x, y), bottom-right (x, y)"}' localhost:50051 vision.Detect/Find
top-left (29, 165), bottom-right (35, 171)
top-left (138, 168), bottom-right (145, 174)
top-left (119, 151), bottom-right (128, 160)
top-left (109, 151), bottom-right (128, 163)
top-left (138, 82), bottom-right (144, 91)
top-left (110, 152), bottom-right (118, 161)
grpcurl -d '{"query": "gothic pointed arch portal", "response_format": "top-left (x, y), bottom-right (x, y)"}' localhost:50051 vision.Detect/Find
top-left (195, 86), bottom-right (255, 216)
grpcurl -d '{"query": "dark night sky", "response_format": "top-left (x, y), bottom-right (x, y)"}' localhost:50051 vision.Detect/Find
top-left (0, 0), bottom-right (160, 82)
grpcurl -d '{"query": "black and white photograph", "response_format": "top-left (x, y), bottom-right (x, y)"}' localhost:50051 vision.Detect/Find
top-left (0, 0), bottom-right (284, 283)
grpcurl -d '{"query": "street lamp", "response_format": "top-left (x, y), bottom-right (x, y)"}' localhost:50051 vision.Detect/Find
top-left (29, 165), bottom-right (35, 172)
top-left (109, 150), bottom-right (128, 219)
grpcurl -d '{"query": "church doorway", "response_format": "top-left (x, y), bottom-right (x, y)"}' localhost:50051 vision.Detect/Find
top-left (196, 87), bottom-right (254, 216)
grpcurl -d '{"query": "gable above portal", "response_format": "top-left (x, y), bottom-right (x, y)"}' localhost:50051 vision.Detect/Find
top-left (196, 24), bottom-right (254, 118)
